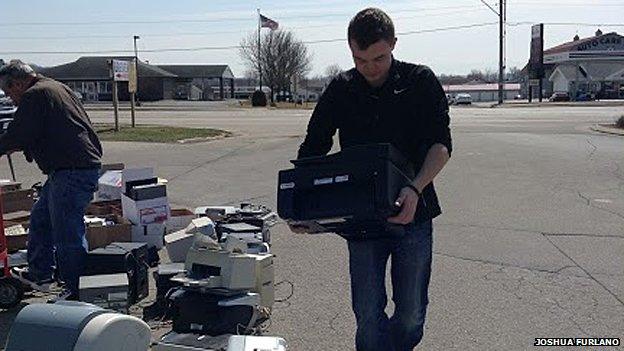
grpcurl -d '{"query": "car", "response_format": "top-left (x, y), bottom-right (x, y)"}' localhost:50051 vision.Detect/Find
top-left (514, 94), bottom-right (523, 100)
top-left (72, 90), bottom-right (84, 102)
top-left (0, 89), bottom-right (17, 117)
top-left (575, 92), bottom-right (595, 101)
top-left (548, 92), bottom-right (570, 102)
top-left (454, 93), bottom-right (472, 105)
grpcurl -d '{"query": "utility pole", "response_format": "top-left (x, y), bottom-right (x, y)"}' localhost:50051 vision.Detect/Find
top-left (480, 0), bottom-right (506, 104)
top-left (133, 35), bottom-right (140, 102)
top-left (498, 0), bottom-right (506, 104)
top-left (131, 35), bottom-right (140, 127)
top-left (257, 9), bottom-right (262, 92)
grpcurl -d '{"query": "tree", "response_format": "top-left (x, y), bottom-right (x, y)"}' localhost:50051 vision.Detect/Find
top-left (240, 29), bottom-right (312, 102)
top-left (324, 64), bottom-right (343, 79)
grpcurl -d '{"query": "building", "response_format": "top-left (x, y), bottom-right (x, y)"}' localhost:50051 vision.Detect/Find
top-left (156, 65), bottom-right (235, 100)
top-left (523, 30), bottom-right (624, 99)
top-left (38, 56), bottom-right (177, 101)
top-left (38, 57), bottom-right (236, 102)
top-left (444, 82), bottom-right (521, 102)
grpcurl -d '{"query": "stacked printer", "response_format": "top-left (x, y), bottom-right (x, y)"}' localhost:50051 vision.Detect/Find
top-left (154, 204), bottom-right (276, 348)
top-left (277, 143), bottom-right (415, 238)
top-left (81, 241), bottom-right (149, 312)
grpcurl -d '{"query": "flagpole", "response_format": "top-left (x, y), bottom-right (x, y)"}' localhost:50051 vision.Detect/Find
top-left (257, 8), bottom-right (262, 92)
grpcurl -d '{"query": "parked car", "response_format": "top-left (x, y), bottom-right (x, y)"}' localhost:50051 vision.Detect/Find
top-left (548, 92), bottom-right (570, 102)
top-left (72, 90), bottom-right (84, 102)
top-left (454, 93), bottom-right (472, 105)
top-left (514, 94), bottom-right (523, 100)
top-left (0, 89), bottom-right (17, 117)
top-left (574, 92), bottom-right (595, 102)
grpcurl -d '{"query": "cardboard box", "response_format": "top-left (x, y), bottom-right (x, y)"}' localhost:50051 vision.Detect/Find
top-left (86, 199), bottom-right (122, 216)
top-left (4, 221), bottom-right (29, 252)
top-left (2, 214), bottom-right (132, 252)
top-left (121, 194), bottom-right (170, 226)
top-left (97, 170), bottom-right (123, 200)
top-left (86, 214), bottom-right (132, 250)
top-left (2, 189), bottom-right (35, 214)
top-left (131, 222), bottom-right (165, 249)
top-left (166, 208), bottom-right (195, 233)
top-left (0, 180), bottom-right (22, 193)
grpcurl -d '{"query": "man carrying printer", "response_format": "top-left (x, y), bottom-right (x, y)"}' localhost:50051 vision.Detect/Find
top-left (0, 60), bottom-right (102, 301)
top-left (291, 8), bottom-right (452, 351)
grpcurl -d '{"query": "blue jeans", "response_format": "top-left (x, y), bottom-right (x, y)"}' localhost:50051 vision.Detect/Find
top-left (348, 220), bottom-right (433, 351)
top-left (27, 168), bottom-right (99, 296)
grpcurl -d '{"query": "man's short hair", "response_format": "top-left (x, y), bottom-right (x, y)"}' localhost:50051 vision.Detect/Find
top-left (0, 60), bottom-right (36, 90)
top-left (347, 8), bottom-right (395, 50)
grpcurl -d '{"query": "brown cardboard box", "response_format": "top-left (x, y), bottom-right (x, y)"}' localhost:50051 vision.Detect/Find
top-left (2, 189), bottom-right (35, 214)
top-left (3, 214), bottom-right (133, 252)
top-left (86, 199), bottom-right (123, 216)
top-left (4, 220), bottom-right (29, 252)
top-left (0, 181), bottom-right (22, 193)
top-left (85, 214), bottom-right (132, 250)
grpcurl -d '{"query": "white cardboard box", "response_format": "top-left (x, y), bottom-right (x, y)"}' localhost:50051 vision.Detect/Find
top-left (97, 170), bottom-right (122, 200)
top-left (131, 222), bottom-right (165, 249)
top-left (121, 194), bottom-right (170, 226)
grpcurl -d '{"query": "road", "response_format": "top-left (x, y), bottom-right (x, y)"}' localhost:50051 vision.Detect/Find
top-left (0, 103), bottom-right (622, 350)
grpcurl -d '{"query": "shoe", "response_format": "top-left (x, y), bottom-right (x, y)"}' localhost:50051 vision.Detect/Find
top-left (10, 267), bottom-right (54, 292)
top-left (47, 289), bottom-right (80, 303)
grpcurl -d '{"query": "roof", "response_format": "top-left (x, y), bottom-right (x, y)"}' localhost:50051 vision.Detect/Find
top-left (545, 32), bottom-right (622, 55)
top-left (157, 65), bottom-right (234, 79)
top-left (550, 62), bottom-right (624, 81)
top-left (443, 83), bottom-right (521, 92)
top-left (38, 56), bottom-right (177, 80)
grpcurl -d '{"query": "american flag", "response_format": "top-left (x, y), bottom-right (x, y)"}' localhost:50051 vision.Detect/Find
top-left (260, 14), bottom-right (279, 30)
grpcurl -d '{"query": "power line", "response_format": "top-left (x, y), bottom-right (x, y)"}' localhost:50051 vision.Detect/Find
top-left (508, 22), bottom-right (624, 28)
top-left (0, 22), bottom-right (500, 55)
top-left (0, 4), bottom-right (487, 27)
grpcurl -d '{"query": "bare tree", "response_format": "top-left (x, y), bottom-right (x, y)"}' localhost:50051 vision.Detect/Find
top-left (240, 29), bottom-right (312, 102)
top-left (324, 64), bottom-right (343, 79)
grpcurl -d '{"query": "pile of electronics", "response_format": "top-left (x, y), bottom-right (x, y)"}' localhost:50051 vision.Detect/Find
top-left (152, 203), bottom-right (281, 350)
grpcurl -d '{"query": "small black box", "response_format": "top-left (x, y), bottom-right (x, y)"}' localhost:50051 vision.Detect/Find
top-left (84, 242), bottom-right (149, 304)
top-left (277, 143), bottom-right (414, 236)
top-left (168, 289), bottom-right (257, 336)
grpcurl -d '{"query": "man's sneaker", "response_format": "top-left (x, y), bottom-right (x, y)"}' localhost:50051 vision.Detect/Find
top-left (47, 289), bottom-right (79, 303)
top-left (10, 267), bottom-right (54, 292)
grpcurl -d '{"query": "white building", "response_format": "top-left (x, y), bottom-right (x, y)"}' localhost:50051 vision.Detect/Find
top-left (544, 30), bottom-right (624, 99)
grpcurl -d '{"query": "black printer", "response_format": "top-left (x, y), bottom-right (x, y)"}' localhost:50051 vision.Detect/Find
top-left (277, 143), bottom-right (415, 237)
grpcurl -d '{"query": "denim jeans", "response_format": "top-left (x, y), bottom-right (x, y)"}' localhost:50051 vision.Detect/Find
top-left (27, 168), bottom-right (99, 296)
top-left (347, 220), bottom-right (433, 351)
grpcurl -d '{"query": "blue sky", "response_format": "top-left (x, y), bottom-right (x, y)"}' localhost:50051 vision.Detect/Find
top-left (1, 0), bottom-right (623, 77)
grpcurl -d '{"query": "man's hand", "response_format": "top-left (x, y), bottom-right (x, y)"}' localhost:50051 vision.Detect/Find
top-left (387, 187), bottom-right (419, 225)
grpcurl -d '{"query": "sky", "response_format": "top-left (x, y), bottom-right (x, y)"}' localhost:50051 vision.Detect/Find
top-left (1, 0), bottom-right (623, 77)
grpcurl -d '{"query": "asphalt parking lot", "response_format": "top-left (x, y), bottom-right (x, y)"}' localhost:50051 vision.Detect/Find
top-left (0, 102), bottom-right (622, 350)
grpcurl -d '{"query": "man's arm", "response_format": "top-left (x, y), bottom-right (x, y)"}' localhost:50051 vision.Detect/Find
top-left (296, 80), bottom-right (339, 159)
top-left (0, 91), bottom-right (46, 156)
top-left (388, 67), bottom-right (452, 224)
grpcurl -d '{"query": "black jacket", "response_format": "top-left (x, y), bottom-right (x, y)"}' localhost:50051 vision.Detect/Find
top-left (0, 76), bottom-right (102, 174)
top-left (297, 59), bottom-right (452, 223)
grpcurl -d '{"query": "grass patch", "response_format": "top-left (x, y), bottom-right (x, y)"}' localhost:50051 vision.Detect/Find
top-left (95, 124), bottom-right (231, 143)
top-left (616, 115), bottom-right (624, 129)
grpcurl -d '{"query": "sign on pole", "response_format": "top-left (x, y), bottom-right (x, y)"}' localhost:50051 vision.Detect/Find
top-left (128, 60), bottom-right (137, 93)
top-left (112, 59), bottom-right (130, 82)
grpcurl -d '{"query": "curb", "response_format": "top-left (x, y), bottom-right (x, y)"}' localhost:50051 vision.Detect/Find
top-left (591, 124), bottom-right (624, 136)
